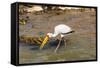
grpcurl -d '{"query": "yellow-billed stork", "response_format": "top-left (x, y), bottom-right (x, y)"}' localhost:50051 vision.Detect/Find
top-left (40, 24), bottom-right (74, 52)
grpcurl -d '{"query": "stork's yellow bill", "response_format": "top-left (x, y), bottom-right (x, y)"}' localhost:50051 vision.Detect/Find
top-left (40, 35), bottom-right (49, 49)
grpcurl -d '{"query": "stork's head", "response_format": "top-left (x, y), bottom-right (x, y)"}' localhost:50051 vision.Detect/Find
top-left (40, 33), bottom-right (53, 49)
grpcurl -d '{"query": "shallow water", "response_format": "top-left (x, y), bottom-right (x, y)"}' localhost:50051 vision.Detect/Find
top-left (19, 34), bottom-right (96, 64)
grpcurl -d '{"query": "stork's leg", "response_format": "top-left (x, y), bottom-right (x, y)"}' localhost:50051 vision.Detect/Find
top-left (63, 38), bottom-right (67, 47)
top-left (54, 38), bottom-right (62, 53)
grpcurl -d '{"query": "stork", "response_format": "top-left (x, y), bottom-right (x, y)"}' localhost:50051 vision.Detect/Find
top-left (40, 24), bottom-right (74, 53)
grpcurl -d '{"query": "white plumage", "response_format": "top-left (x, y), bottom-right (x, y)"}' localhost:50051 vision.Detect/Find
top-left (55, 24), bottom-right (71, 33)
top-left (40, 24), bottom-right (74, 52)
top-left (47, 24), bottom-right (72, 38)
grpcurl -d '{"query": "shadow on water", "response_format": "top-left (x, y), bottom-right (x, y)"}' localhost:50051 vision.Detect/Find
top-left (26, 39), bottom-right (69, 51)
top-left (19, 39), bottom-right (67, 50)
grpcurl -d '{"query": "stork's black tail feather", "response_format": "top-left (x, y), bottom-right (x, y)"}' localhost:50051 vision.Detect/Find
top-left (69, 30), bottom-right (75, 33)
top-left (62, 30), bottom-right (75, 34)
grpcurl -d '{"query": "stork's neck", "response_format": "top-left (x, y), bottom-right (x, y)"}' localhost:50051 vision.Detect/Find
top-left (47, 33), bottom-right (58, 38)
top-left (52, 33), bottom-right (58, 37)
